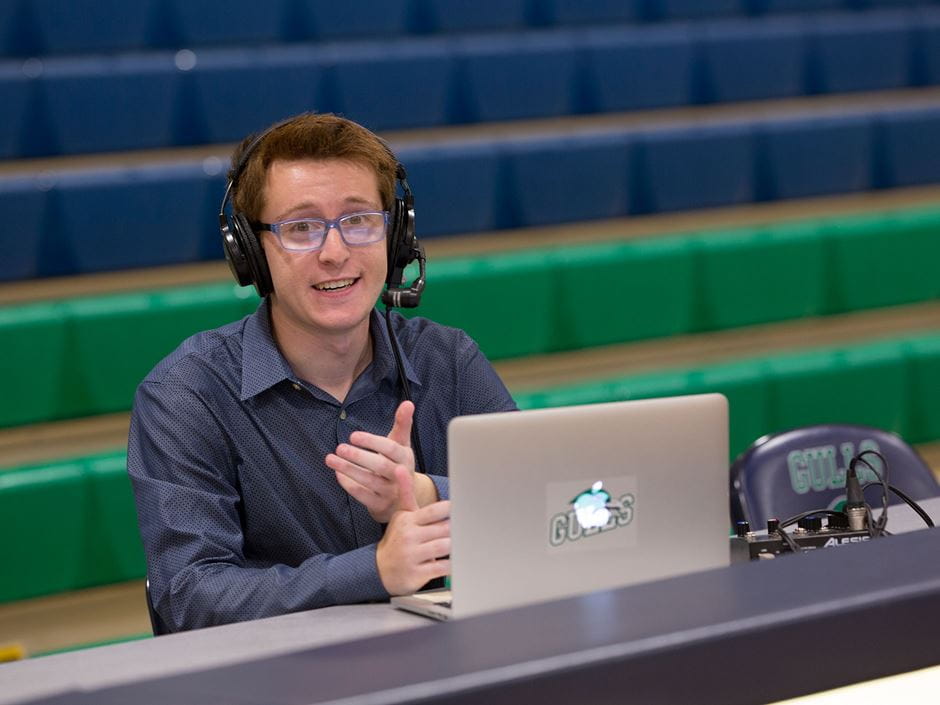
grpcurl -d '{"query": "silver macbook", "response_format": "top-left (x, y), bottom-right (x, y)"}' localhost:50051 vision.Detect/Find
top-left (392, 393), bottom-right (730, 620)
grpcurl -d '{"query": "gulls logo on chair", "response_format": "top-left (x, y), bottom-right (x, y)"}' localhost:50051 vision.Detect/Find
top-left (549, 480), bottom-right (635, 548)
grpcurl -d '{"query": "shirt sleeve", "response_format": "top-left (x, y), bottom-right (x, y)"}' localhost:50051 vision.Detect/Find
top-left (427, 334), bottom-right (517, 501)
top-left (127, 379), bottom-right (388, 633)
top-left (457, 335), bottom-right (518, 417)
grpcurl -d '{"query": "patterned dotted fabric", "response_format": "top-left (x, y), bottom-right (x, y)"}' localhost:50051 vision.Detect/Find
top-left (127, 301), bottom-right (516, 632)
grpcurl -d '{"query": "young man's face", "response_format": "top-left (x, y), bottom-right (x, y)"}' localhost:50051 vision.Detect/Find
top-left (260, 158), bottom-right (388, 340)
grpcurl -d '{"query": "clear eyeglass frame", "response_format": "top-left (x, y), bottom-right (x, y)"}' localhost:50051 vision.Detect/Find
top-left (251, 210), bottom-right (389, 252)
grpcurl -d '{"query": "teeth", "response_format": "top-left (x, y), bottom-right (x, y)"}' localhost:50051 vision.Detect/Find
top-left (314, 278), bottom-right (355, 291)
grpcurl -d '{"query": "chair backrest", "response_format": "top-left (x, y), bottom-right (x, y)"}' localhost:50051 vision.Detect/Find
top-left (145, 577), bottom-right (170, 636)
top-left (730, 424), bottom-right (940, 530)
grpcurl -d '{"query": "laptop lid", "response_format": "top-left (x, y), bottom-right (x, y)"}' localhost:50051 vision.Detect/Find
top-left (446, 393), bottom-right (730, 618)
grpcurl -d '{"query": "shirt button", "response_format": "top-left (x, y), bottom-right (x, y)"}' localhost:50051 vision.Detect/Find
top-left (292, 383), bottom-right (301, 391)
top-left (339, 409), bottom-right (347, 420)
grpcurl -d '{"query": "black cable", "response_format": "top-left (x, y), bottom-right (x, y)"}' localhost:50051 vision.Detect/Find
top-left (851, 450), bottom-right (889, 534)
top-left (861, 481), bottom-right (935, 529)
top-left (767, 450), bottom-right (935, 554)
top-left (776, 527), bottom-right (802, 555)
top-left (384, 307), bottom-right (426, 475)
top-left (864, 505), bottom-right (878, 539)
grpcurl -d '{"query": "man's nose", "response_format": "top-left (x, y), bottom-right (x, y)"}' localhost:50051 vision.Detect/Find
top-left (318, 224), bottom-right (350, 261)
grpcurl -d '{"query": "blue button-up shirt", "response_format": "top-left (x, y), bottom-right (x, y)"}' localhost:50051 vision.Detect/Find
top-left (127, 302), bottom-right (516, 632)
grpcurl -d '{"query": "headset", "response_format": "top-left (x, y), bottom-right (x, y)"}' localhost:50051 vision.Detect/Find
top-left (218, 116), bottom-right (425, 307)
top-left (217, 115), bottom-right (428, 475)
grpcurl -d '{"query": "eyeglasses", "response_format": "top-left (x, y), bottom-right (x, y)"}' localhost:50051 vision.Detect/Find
top-left (252, 211), bottom-right (389, 252)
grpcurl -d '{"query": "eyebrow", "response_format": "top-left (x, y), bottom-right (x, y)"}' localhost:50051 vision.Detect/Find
top-left (274, 196), bottom-right (379, 222)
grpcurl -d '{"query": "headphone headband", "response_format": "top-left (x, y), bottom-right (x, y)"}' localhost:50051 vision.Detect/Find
top-left (218, 116), bottom-right (423, 306)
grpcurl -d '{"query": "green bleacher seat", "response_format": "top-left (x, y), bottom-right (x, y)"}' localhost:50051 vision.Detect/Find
top-left (0, 453), bottom-right (145, 603)
top-left (824, 207), bottom-right (940, 311)
top-left (514, 332), bottom-right (940, 457)
top-left (695, 219), bottom-right (826, 329)
top-left (0, 284), bottom-right (258, 427)
top-left (417, 250), bottom-right (558, 359)
top-left (553, 236), bottom-right (696, 348)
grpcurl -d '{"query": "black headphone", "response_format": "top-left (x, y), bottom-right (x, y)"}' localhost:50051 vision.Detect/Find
top-left (219, 116), bottom-right (425, 307)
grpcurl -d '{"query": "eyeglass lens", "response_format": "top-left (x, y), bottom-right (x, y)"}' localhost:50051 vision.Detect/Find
top-left (277, 212), bottom-right (386, 251)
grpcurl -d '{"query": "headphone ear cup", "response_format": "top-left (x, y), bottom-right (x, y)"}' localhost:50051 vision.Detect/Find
top-left (221, 214), bottom-right (254, 288)
top-left (233, 213), bottom-right (273, 298)
top-left (386, 196), bottom-right (414, 289)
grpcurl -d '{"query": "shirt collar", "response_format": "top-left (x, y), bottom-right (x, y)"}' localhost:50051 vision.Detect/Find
top-left (239, 303), bottom-right (420, 401)
top-left (240, 300), bottom-right (296, 401)
top-left (368, 309), bottom-right (421, 389)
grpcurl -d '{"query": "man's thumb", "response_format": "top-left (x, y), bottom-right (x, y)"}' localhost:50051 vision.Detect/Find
top-left (395, 465), bottom-right (418, 512)
top-left (388, 401), bottom-right (414, 448)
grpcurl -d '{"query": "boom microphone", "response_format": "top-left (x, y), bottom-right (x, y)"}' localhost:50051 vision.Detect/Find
top-left (381, 242), bottom-right (426, 309)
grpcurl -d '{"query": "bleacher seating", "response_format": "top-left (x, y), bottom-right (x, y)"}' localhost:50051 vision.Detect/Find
top-left (2, 206), bottom-right (938, 429)
top-left (2, 0), bottom-right (939, 657)
top-left (697, 16), bottom-right (806, 102)
top-left (513, 331), bottom-right (940, 456)
top-left (8, 0), bottom-right (940, 58)
top-left (188, 46), bottom-right (327, 145)
top-left (878, 105), bottom-right (940, 186)
top-left (5, 99), bottom-right (940, 282)
top-left (2, 8), bottom-right (940, 158)
top-left (581, 25), bottom-right (694, 111)
top-left (757, 114), bottom-right (872, 199)
top-left (0, 452), bottom-right (143, 603)
top-left (4, 328), bottom-right (939, 603)
top-left (807, 10), bottom-right (915, 93)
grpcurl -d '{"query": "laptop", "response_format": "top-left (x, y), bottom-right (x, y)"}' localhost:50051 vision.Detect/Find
top-left (392, 393), bottom-right (730, 620)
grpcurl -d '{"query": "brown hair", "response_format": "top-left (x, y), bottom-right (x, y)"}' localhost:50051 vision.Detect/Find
top-left (229, 113), bottom-right (397, 222)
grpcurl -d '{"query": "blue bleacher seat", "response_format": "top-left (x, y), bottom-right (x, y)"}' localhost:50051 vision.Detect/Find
top-left (414, 0), bottom-right (530, 33)
top-left (635, 122), bottom-right (756, 213)
top-left (30, 0), bottom-right (154, 55)
top-left (758, 114), bottom-right (873, 200)
top-left (0, 0), bottom-right (38, 57)
top-left (697, 16), bottom-right (806, 103)
top-left (48, 164), bottom-right (216, 277)
top-left (748, 0), bottom-right (843, 13)
top-left (301, 0), bottom-right (411, 40)
top-left (0, 63), bottom-right (31, 159)
top-left (324, 38), bottom-right (454, 131)
top-left (165, 0), bottom-right (290, 47)
top-left (922, 9), bottom-right (940, 86)
top-left (0, 176), bottom-right (47, 281)
top-left (454, 32), bottom-right (579, 122)
top-left (502, 131), bottom-right (633, 227)
top-left (649, 0), bottom-right (744, 20)
top-left (536, 0), bottom-right (643, 25)
top-left (876, 106), bottom-right (940, 187)
top-left (581, 25), bottom-right (695, 112)
top-left (40, 54), bottom-right (181, 156)
top-left (807, 11), bottom-right (914, 93)
top-left (188, 46), bottom-right (324, 145)
top-left (397, 141), bottom-right (502, 236)
top-left (859, 0), bottom-right (922, 7)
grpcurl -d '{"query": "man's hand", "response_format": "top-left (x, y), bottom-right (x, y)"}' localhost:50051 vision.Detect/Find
top-left (326, 401), bottom-right (438, 523)
top-left (376, 466), bottom-right (451, 595)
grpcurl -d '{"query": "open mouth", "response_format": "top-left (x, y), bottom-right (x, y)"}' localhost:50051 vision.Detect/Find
top-left (312, 278), bottom-right (357, 292)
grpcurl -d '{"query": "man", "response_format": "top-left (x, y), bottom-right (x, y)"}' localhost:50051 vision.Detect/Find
top-left (128, 113), bottom-right (516, 632)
